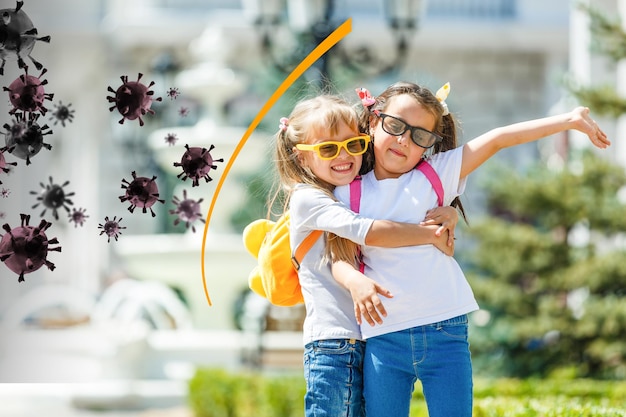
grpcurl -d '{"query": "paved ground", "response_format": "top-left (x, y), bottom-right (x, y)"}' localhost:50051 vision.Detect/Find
top-left (0, 381), bottom-right (192, 417)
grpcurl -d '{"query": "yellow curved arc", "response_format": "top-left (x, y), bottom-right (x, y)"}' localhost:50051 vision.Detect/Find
top-left (200, 18), bottom-right (353, 306)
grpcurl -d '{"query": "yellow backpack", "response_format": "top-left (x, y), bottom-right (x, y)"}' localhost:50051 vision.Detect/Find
top-left (243, 211), bottom-right (321, 306)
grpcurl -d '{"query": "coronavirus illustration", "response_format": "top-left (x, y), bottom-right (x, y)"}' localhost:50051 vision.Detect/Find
top-left (1, 188), bottom-right (9, 198)
top-left (0, 213), bottom-right (61, 282)
top-left (0, 147), bottom-right (17, 183)
top-left (166, 87), bottom-right (180, 100)
top-left (30, 176), bottom-right (75, 220)
top-left (4, 67), bottom-right (53, 115)
top-left (164, 132), bottom-right (178, 146)
top-left (173, 144), bottom-right (223, 187)
top-left (49, 100), bottom-right (74, 127)
top-left (178, 106), bottom-right (189, 118)
top-left (107, 73), bottom-right (163, 126)
top-left (119, 171), bottom-right (164, 217)
top-left (0, 1), bottom-right (51, 75)
top-left (98, 215), bottom-right (126, 243)
top-left (68, 207), bottom-right (88, 227)
top-left (3, 112), bottom-right (53, 165)
top-left (170, 190), bottom-right (204, 233)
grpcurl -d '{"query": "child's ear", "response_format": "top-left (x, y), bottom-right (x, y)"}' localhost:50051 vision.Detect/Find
top-left (292, 147), bottom-right (306, 166)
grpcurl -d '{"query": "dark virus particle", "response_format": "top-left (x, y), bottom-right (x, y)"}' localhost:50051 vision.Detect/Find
top-left (173, 144), bottom-right (224, 187)
top-left (2, 112), bottom-right (52, 165)
top-left (107, 73), bottom-right (163, 126)
top-left (49, 100), bottom-right (74, 127)
top-left (98, 215), bottom-right (126, 243)
top-left (119, 171), bottom-right (165, 217)
top-left (0, 213), bottom-right (61, 282)
top-left (1, 188), bottom-right (9, 198)
top-left (166, 87), bottom-right (180, 100)
top-left (4, 67), bottom-right (53, 115)
top-left (30, 176), bottom-right (74, 220)
top-left (169, 190), bottom-right (204, 233)
top-left (178, 106), bottom-right (189, 117)
top-left (164, 132), bottom-right (178, 146)
top-left (0, 1), bottom-right (51, 76)
top-left (0, 212), bottom-right (5, 219)
top-left (0, 147), bottom-right (17, 183)
top-left (68, 207), bottom-right (88, 228)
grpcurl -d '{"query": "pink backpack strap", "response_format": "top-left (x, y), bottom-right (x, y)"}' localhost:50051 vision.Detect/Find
top-left (417, 161), bottom-right (444, 206)
top-left (349, 176), bottom-right (362, 212)
top-left (348, 176), bottom-right (365, 273)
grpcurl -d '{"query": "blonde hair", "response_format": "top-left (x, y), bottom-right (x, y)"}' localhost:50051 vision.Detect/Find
top-left (272, 95), bottom-right (361, 264)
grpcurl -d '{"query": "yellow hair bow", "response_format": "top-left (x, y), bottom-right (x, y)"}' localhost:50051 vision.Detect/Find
top-left (435, 82), bottom-right (450, 116)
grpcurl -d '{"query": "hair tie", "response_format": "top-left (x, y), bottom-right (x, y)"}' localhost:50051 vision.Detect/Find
top-left (355, 87), bottom-right (376, 108)
top-left (279, 117), bottom-right (289, 132)
top-left (435, 82), bottom-right (450, 116)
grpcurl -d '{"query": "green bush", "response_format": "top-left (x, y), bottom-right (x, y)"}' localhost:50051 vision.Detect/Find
top-left (188, 368), bottom-right (305, 417)
top-left (188, 368), bottom-right (626, 417)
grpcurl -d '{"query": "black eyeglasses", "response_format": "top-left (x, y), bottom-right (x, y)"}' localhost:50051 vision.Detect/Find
top-left (376, 111), bottom-right (443, 149)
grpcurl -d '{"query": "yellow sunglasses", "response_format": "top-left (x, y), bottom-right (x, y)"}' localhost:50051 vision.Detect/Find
top-left (295, 135), bottom-right (370, 160)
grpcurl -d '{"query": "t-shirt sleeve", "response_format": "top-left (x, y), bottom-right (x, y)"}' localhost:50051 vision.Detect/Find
top-left (290, 185), bottom-right (373, 245)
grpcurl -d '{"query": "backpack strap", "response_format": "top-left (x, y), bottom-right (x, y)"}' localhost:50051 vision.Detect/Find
top-left (349, 176), bottom-right (362, 212)
top-left (416, 160), bottom-right (444, 206)
top-left (349, 176), bottom-right (365, 273)
top-left (348, 165), bottom-right (443, 273)
top-left (292, 229), bottom-right (323, 270)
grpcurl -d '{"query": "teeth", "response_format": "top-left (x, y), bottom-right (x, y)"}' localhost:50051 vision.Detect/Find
top-left (333, 163), bottom-right (351, 171)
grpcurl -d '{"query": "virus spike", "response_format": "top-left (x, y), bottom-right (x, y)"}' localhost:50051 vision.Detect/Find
top-left (0, 1), bottom-right (51, 75)
top-left (68, 207), bottom-right (88, 227)
top-left (49, 101), bottom-right (75, 127)
top-left (4, 67), bottom-right (54, 115)
top-left (2, 112), bottom-right (53, 166)
top-left (169, 189), bottom-right (205, 233)
top-left (29, 176), bottom-right (74, 220)
top-left (106, 73), bottom-right (162, 126)
top-left (119, 171), bottom-right (164, 217)
top-left (173, 144), bottom-right (224, 187)
top-left (0, 212), bottom-right (61, 282)
top-left (98, 216), bottom-right (126, 243)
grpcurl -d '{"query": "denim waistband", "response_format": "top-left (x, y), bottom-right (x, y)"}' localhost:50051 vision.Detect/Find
top-left (427, 314), bottom-right (468, 327)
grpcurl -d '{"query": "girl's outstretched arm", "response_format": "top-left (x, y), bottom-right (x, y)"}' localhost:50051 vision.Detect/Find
top-left (460, 106), bottom-right (610, 179)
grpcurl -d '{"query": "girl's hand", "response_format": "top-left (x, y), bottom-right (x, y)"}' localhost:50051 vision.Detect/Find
top-left (421, 206), bottom-right (458, 247)
top-left (432, 229), bottom-right (454, 256)
top-left (332, 261), bottom-right (393, 326)
top-left (346, 273), bottom-right (393, 327)
top-left (572, 106), bottom-right (610, 149)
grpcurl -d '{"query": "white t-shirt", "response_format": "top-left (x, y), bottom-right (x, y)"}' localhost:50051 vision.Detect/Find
top-left (334, 147), bottom-right (479, 339)
top-left (289, 185), bottom-right (374, 345)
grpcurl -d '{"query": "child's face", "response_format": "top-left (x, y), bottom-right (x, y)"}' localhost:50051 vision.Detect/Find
top-left (371, 94), bottom-right (437, 180)
top-left (297, 121), bottom-right (363, 187)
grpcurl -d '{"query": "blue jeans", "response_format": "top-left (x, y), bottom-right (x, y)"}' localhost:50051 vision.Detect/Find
top-left (363, 315), bottom-right (473, 417)
top-left (304, 338), bottom-right (366, 417)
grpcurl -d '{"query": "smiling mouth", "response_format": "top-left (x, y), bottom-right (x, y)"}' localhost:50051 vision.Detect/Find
top-left (332, 162), bottom-right (353, 172)
top-left (389, 147), bottom-right (405, 158)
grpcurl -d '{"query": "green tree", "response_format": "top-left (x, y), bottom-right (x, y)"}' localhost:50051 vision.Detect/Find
top-left (567, 3), bottom-right (626, 117)
top-left (464, 151), bottom-right (626, 379)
